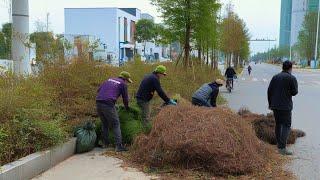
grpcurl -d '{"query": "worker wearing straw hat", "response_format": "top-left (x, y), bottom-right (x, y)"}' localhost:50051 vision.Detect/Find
top-left (192, 79), bottom-right (224, 107)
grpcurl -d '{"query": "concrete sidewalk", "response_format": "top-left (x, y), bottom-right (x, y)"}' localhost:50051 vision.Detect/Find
top-left (32, 148), bottom-right (155, 180)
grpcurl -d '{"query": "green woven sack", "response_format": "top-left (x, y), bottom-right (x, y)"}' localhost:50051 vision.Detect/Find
top-left (75, 122), bottom-right (97, 153)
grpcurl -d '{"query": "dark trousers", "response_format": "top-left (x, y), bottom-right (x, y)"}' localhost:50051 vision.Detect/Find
top-left (136, 99), bottom-right (150, 127)
top-left (96, 102), bottom-right (122, 146)
top-left (273, 110), bottom-right (292, 149)
top-left (192, 97), bottom-right (211, 107)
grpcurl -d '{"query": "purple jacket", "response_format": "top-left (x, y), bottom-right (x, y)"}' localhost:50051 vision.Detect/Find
top-left (96, 77), bottom-right (129, 108)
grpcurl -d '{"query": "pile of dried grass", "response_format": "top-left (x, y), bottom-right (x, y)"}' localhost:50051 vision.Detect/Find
top-left (132, 105), bottom-right (273, 176)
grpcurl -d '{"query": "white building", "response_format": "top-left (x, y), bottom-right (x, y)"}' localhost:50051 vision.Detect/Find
top-left (65, 8), bottom-right (141, 66)
top-left (137, 13), bottom-right (170, 62)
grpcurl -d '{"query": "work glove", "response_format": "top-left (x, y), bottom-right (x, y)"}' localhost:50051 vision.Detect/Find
top-left (168, 99), bottom-right (177, 106)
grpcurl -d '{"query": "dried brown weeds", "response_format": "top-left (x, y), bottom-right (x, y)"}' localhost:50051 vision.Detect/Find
top-left (132, 105), bottom-right (273, 176)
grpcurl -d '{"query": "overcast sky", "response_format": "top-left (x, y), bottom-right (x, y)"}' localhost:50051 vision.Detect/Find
top-left (0, 0), bottom-right (280, 54)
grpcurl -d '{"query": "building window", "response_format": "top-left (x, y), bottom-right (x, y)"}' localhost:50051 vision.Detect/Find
top-left (124, 17), bottom-right (128, 42)
top-left (130, 20), bottom-right (136, 43)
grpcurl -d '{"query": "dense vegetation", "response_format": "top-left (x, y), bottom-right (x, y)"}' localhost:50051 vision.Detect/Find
top-left (0, 58), bottom-right (223, 165)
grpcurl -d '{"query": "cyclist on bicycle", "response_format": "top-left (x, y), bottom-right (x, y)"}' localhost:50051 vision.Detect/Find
top-left (225, 66), bottom-right (237, 89)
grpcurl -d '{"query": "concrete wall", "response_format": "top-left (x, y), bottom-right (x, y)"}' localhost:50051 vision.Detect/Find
top-left (0, 138), bottom-right (76, 180)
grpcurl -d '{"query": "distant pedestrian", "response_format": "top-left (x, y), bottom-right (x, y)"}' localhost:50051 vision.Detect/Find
top-left (96, 71), bottom-right (133, 152)
top-left (192, 79), bottom-right (224, 107)
top-left (267, 61), bottom-right (298, 155)
top-left (248, 65), bottom-right (252, 75)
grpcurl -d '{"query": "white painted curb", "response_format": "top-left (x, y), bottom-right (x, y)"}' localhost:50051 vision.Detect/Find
top-left (0, 138), bottom-right (76, 180)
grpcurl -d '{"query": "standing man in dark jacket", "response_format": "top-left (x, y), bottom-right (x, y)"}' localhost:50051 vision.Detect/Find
top-left (268, 61), bottom-right (298, 155)
top-left (136, 65), bottom-right (176, 126)
top-left (192, 79), bottom-right (224, 107)
top-left (96, 71), bottom-right (133, 152)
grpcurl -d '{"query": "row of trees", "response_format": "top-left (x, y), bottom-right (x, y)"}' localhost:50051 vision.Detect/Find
top-left (250, 47), bottom-right (289, 63)
top-left (142, 0), bottom-right (251, 69)
top-left (296, 11), bottom-right (319, 66)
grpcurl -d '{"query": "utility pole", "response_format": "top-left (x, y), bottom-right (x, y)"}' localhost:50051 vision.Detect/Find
top-left (46, 13), bottom-right (50, 32)
top-left (8, 0), bottom-right (12, 22)
top-left (314, 0), bottom-right (320, 68)
top-left (289, 30), bottom-right (292, 61)
top-left (12, 0), bottom-right (30, 74)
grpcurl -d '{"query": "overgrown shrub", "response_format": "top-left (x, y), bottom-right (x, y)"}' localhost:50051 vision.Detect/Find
top-left (0, 109), bottom-right (67, 165)
top-left (95, 105), bottom-right (145, 145)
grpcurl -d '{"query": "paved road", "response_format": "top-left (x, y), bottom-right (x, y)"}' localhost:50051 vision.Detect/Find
top-left (223, 63), bottom-right (320, 180)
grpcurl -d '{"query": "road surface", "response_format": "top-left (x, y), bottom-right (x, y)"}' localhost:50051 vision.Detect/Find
top-left (224, 63), bottom-right (320, 180)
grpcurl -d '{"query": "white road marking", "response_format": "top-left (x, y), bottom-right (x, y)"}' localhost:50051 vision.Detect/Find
top-left (253, 78), bottom-right (258, 82)
top-left (263, 78), bottom-right (268, 82)
top-left (241, 78), bottom-right (245, 81)
top-left (299, 81), bottom-right (305, 84)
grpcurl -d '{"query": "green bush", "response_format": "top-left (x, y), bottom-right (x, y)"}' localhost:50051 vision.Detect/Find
top-left (0, 109), bottom-right (67, 166)
top-left (95, 105), bottom-right (145, 145)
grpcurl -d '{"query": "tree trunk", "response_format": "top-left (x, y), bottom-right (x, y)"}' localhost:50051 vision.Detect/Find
top-left (206, 43), bottom-right (209, 65)
top-left (214, 51), bottom-right (218, 70)
top-left (144, 41), bottom-right (146, 57)
top-left (169, 44), bottom-right (172, 60)
top-left (198, 46), bottom-right (202, 60)
top-left (211, 46), bottom-right (214, 70)
top-left (184, 0), bottom-right (191, 68)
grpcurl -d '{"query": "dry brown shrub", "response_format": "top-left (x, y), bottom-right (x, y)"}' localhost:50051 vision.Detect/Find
top-left (239, 112), bottom-right (306, 145)
top-left (132, 105), bottom-right (273, 176)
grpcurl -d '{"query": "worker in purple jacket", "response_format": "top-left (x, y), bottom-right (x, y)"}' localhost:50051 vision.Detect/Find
top-left (96, 71), bottom-right (133, 152)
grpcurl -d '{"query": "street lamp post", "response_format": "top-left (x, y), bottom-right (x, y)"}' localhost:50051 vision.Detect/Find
top-left (314, 0), bottom-right (320, 68)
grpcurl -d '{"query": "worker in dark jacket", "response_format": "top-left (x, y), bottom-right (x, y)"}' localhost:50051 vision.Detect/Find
top-left (268, 61), bottom-right (298, 156)
top-left (136, 65), bottom-right (176, 126)
top-left (96, 71), bottom-right (133, 152)
top-left (192, 79), bottom-right (224, 107)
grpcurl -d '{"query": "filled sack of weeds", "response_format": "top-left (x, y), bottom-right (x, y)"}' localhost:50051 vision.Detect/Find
top-left (95, 105), bottom-right (145, 145)
top-left (75, 121), bottom-right (97, 153)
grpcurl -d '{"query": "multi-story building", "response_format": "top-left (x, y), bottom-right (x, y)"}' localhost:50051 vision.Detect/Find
top-left (290, 0), bottom-right (308, 46)
top-left (65, 8), bottom-right (172, 65)
top-left (279, 0), bottom-right (292, 48)
top-left (280, 0), bottom-right (320, 48)
top-left (65, 8), bottom-right (141, 66)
